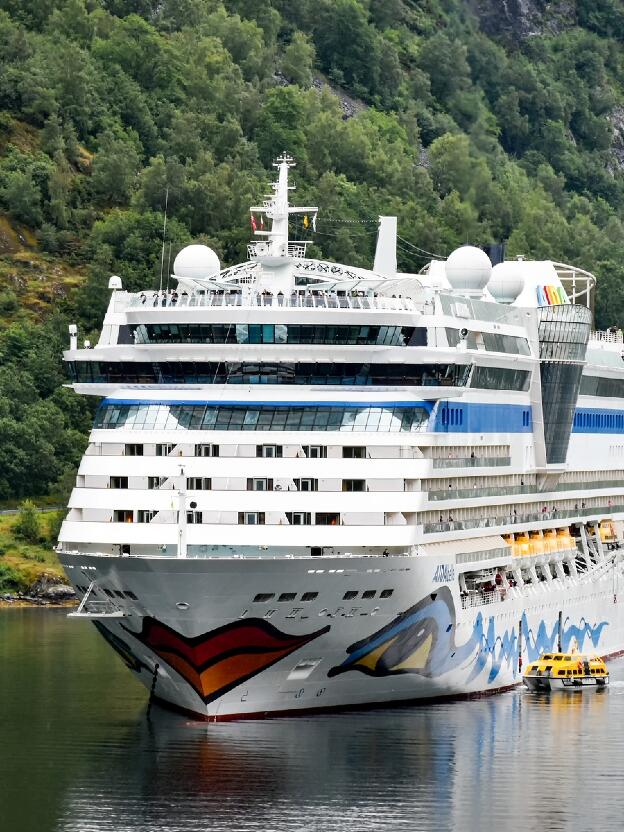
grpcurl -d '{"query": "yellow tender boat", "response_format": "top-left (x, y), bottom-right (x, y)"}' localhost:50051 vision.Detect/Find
top-left (523, 653), bottom-right (609, 691)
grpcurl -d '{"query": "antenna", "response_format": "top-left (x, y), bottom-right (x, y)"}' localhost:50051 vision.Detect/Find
top-left (166, 241), bottom-right (173, 292)
top-left (158, 187), bottom-right (169, 292)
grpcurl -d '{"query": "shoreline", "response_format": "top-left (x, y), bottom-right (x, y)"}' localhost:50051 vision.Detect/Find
top-left (0, 597), bottom-right (78, 609)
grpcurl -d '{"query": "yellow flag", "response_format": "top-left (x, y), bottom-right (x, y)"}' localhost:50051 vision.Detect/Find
top-left (303, 214), bottom-right (309, 229)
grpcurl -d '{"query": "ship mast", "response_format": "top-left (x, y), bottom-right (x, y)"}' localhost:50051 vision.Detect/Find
top-left (248, 153), bottom-right (318, 293)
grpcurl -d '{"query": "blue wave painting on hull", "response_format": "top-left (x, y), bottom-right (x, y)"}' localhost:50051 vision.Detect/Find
top-left (329, 588), bottom-right (609, 685)
top-left (467, 612), bottom-right (609, 684)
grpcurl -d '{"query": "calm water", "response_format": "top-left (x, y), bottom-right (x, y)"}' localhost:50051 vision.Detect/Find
top-left (2, 609), bottom-right (624, 832)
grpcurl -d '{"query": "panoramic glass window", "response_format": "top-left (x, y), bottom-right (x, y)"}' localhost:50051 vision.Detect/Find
top-left (128, 323), bottom-right (427, 347)
top-left (93, 403), bottom-right (432, 433)
top-left (68, 361), bottom-right (471, 387)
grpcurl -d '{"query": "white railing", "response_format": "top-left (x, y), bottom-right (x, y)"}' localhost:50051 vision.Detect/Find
top-left (127, 290), bottom-right (421, 313)
top-left (247, 242), bottom-right (309, 259)
top-left (590, 330), bottom-right (624, 344)
top-left (461, 588), bottom-right (507, 609)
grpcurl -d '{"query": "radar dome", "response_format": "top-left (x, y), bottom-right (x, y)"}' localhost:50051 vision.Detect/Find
top-left (173, 245), bottom-right (220, 280)
top-left (445, 246), bottom-right (492, 295)
top-left (488, 261), bottom-right (525, 304)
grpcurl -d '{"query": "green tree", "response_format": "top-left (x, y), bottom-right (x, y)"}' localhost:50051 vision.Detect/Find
top-left (0, 168), bottom-right (42, 225)
top-left (91, 132), bottom-right (140, 205)
top-left (13, 500), bottom-right (41, 544)
top-left (255, 86), bottom-right (307, 165)
top-left (282, 32), bottom-right (315, 87)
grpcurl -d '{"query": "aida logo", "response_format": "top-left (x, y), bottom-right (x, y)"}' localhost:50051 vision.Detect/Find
top-left (433, 564), bottom-right (455, 583)
top-left (537, 285), bottom-right (569, 305)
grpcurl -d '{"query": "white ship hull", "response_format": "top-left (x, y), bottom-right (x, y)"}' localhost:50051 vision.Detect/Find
top-left (57, 156), bottom-right (624, 721)
top-left (60, 551), bottom-right (624, 720)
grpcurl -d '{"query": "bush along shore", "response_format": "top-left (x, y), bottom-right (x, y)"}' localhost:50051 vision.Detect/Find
top-left (0, 503), bottom-right (76, 606)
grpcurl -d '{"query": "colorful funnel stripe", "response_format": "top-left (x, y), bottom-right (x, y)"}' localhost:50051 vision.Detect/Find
top-left (125, 617), bottom-right (330, 704)
top-left (537, 284), bottom-right (569, 305)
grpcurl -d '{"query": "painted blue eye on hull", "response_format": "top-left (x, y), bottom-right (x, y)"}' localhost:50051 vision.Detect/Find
top-left (329, 587), bottom-right (609, 686)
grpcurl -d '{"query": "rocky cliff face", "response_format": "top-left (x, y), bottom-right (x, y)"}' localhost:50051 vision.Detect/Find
top-left (469, 0), bottom-right (576, 39)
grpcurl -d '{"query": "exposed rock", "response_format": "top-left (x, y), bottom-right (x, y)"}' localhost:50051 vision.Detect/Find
top-left (608, 106), bottom-right (624, 174)
top-left (469, 0), bottom-right (575, 39)
top-left (311, 76), bottom-right (366, 120)
top-left (28, 573), bottom-right (76, 602)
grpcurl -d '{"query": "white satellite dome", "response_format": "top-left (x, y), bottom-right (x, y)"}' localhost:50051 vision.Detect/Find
top-left (488, 261), bottom-right (525, 304)
top-left (173, 244), bottom-right (220, 280)
top-left (445, 246), bottom-right (492, 295)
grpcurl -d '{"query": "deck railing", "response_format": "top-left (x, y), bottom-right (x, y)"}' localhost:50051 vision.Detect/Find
top-left (127, 291), bottom-right (421, 313)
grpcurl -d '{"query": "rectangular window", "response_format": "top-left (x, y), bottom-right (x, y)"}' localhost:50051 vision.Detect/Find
top-left (156, 443), bottom-right (175, 456)
top-left (137, 510), bottom-right (157, 523)
top-left (124, 444), bottom-right (143, 456)
top-left (187, 477), bottom-right (212, 490)
top-left (238, 512), bottom-right (266, 525)
top-left (380, 589), bottom-right (394, 599)
top-left (253, 593), bottom-right (274, 602)
top-left (247, 478), bottom-right (274, 491)
top-left (256, 445), bottom-right (282, 458)
top-left (362, 590), bottom-right (376, 599)
top-left (342, 479), bottom-right (365, 492)
top-left (342, 447), bottom-right (366, 459)
top-left (301, 592), bottom-right (318, 602)
top-left (195, 444), bottom-right (219, 457)
top-left (186, 510), bottom-right (203, 524)
top-left (278, 592), bottom-right (296, 602)
top-left (343, 590), bottom-right (358, 600)
top-left (302, 445), bottom-right (327, 458)
top-left (113, 510), bottom-right (133, 523)
top-left (148, 476), bottom-right (166, 490)
top-left (315, 512), bottom-right (340, 526)
top-left (294, 478), bottom-right (318, 492)
top-left (286, 512), bottom-right (311, 525)
top-left (110, 476), bottom-right (128, 489)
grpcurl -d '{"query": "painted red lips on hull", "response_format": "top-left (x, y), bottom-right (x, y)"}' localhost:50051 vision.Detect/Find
top-left (124, 617), bottom-right (330, 704)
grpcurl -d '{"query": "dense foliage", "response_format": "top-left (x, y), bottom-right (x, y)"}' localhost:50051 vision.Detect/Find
top-left (2, 0), bottom-right (624, 498)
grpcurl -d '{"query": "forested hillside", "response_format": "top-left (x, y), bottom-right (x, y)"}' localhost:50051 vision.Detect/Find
top-left (2, 0), bottom-right (624, 500)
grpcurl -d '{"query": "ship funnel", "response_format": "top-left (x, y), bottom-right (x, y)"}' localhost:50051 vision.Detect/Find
top-left (374, 216), bottom-right (397, 275)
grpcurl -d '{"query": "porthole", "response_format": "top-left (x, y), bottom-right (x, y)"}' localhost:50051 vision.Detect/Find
top-left (176, 602), bottom-right (190, 610)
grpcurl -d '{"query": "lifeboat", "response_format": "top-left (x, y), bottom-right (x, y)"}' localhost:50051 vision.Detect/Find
top-left (514, 532), bottom-right (530, 557)
top-left (543, 529), bottom-right (558, 553)
top-left (523, 652), bottom-right (609, 691)
top-left (556, 528), bottom-right (574, 551)
top-left (529, 531), bottom-right (544, 555)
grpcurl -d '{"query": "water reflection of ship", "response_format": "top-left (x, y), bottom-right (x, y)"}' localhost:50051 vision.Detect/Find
top-left (450, 688), bottom-right (611, 832)
top-left (53, 680), bottom-right (620, 832)
top-left (58, 705), bottom-right (461, 831)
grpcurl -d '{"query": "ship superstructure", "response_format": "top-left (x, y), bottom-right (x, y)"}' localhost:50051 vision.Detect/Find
top-left (58, 155), bottom-right (624, 719)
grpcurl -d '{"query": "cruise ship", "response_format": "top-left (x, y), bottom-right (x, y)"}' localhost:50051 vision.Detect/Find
top-left (58, 154), bottom-right (624, 720)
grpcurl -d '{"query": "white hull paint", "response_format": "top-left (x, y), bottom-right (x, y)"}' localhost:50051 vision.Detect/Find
top-left (60, 551), bottom-right (624, 719)
top-left (57, 158), bottom-right (624, 720)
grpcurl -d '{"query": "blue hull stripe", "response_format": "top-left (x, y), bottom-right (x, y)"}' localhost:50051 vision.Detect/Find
top-left (100, 399), bottom-right (624, 434)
